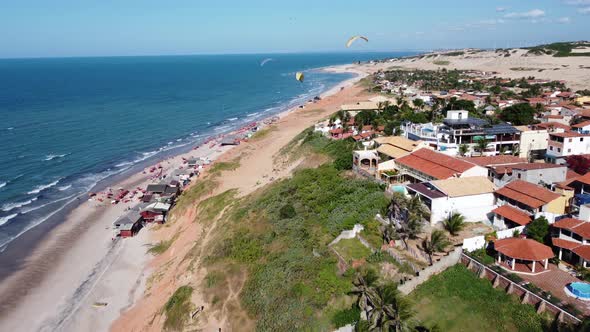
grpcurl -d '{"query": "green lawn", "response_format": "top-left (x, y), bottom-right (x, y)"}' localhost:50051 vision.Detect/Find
top-left (332, 238), bottom-right (372, 262)
top-left (410, 265), bottom-right (548, 332)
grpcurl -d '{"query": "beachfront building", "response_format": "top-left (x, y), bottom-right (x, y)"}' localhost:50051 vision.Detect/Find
top-left (373, 136), bottom-right (430, 183)
top-left (340, 101), bottom-right (380, 117)
top-left (113, 211), bottom-right (143, 238)
top-left (492, 180), bottom-right (566, 230)
top-left (546, 131), bottom-right (590, 164)
top-left (494, 238), bottom-right (553, 274)
top-left (487, 163), bottom-right (567, 188)
top-left (401, 110), bottom-right (520, 157)
top-left (406, 176), bottom-right (495, 225)
top-left (393, 148), bottom-right (488, 183)
top-left (352, 150), bottom-right (379, 177)
top-left (140, 202), bottom-right (171, 224)
top-left (551, 218), bottom-right (590, 268)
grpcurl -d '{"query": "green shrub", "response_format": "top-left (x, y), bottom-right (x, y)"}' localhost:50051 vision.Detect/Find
top-left (331, 306), bottom-right (361, 328)
top-left (163, 286), bottom-right (194, 331)
top-left (279, 203), bottom-right (297, 219)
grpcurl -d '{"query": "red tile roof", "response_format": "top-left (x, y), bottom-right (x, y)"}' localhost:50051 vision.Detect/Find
top-left (495, 180), bottom-right (560, 209)
top-left (573, 172), bottom-right (590, 186)
top-left (566, 169), bottom-right (581, 180)
top-left (330, 128), bottom-right (343, 134)
top-left (573, 246), bottom-right (590, 261)
top-left (461, 155), bottom-right (525, 167)
top-left (573, 120), bottom-right (590, 128)
top-left (551, 238), bottom-right (582, 250)
top-left (492, 205), bottom-right (533, 226)
top-left (544, 115), bottom-right (563, 119)
top-left (395, 148), bottom-right (477, 180)
top-left (553, 218), bottom-right (590, 239)
top-left (550, 131), bottom-right (590, 138)
top-left (494, 238), bottom-right (554, 261)
top-left (532, 122), bottom-right (571, 131)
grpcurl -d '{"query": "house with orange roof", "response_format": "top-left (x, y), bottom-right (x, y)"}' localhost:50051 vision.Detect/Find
top-left (393, 148), bottom-right (488, 183)
top-left (551, 217), bottom-right (590, 268)
top-left (492, 180), bottom-right (567, 229)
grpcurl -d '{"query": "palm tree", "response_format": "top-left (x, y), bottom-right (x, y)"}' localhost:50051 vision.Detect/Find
top-left (421, 230), bottom-right (450, 265)
top-left (474, 138), bottom-right (489, 155)
top-left (367, 283), bottom-right (414, 332)
top-left (458, 144), bottom-right (469, 157)
top-left (443, 212), bottom-right (465, 236)
top-left (350, 269), bottom-right (379, 318)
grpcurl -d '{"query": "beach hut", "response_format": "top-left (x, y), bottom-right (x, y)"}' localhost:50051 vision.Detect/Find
top-left (113, 212), bottom-right (143, 238)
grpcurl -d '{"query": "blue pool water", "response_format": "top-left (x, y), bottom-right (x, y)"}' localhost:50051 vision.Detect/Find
top-left (567, 282), bottom-right (590, 299)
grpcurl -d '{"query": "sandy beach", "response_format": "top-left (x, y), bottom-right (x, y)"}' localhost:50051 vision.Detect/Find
top-left (0, 64), bottom-right (370, 332)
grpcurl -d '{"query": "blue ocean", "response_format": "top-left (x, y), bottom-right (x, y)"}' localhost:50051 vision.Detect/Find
top-left (0, 52), bottom-right (410, 250)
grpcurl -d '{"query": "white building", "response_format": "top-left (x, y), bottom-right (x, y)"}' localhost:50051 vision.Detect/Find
top-left (546, 131), bottom-right (590, 164)
top-left (406, 177), bottom-right (495, 225)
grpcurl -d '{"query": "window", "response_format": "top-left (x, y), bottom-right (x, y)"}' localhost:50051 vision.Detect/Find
top-left (568, 149), bottom-right (572, 153)
top-left (550, 146), bottom-right (553, 151)
top-left (581, 138), bottom-right (584, 142)
top-left (569, 138), bottom-right (573, 142)
top-left (558, 148), bottom-right (561, 152)
top-left (517, 173), bottom-right (521, 179)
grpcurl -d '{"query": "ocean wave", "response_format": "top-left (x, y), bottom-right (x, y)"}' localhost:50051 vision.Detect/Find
top-left (2, 197), bottom-right (38, 212)
top-left (44, 153), bottom-right (68, 161)
top-left (58, 184), bottom-right (72, 191)
top-left (115, 161), bottom-right (133, 168)
top-left (6, 127), bottom-right (14, 130)
top-left (227, 117), bottom-right (239, 122)
top-left (27, 179), bottom-right (61, 195)
top-left (0, 214), bottom-right (18, 226)
top-left (247, 112), bottom-right (259, 117)
top-left (20, 194), bottom-right (77, 214)
top-left (0, 181), bottom-right (6, 189)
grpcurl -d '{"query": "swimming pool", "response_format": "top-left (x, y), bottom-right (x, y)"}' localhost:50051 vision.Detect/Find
top-left (565, 282), bottom-right (590, 300)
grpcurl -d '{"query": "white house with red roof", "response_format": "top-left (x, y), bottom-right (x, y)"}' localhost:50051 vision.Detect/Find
top-left (551, 217), bottom-right (590, 268)
top-left (394, 148), bottom-right (487, 183)
top-left (546, 131), bottom-right (590, 164)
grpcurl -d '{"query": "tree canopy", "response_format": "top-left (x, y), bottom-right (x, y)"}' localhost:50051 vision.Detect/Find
top-left (499, 103), bottom-right (537, 125)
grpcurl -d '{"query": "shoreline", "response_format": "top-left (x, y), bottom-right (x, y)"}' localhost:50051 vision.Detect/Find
top-left (0, 64), bottom-right (368, 331)
top-left (0, 62), bottom-right (359, 281)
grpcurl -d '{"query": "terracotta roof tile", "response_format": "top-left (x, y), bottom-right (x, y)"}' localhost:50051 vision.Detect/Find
top-left (553, 218), bottom-right (590, 239)
top-left (573, 246), bottom-right (590, 261)
top-left (460, 155), bottom-right (525, 167)
top-left (492, 205), bottom-right (533, 226)
top-left (494, 238), bottom-right (554, 261)
top-left (494, 180), bottom-right (560, 209)
top-left (395, 148), bottom-right (477, 180)
top-left (572, 120), bottom-right (590, 128)
top-left (551, 238), bottom-right (582, 250)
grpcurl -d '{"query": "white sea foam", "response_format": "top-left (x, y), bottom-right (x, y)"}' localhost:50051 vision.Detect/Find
top-left (2, 197), bottom-right (38, 212)
top-left (20, 194), bottom-right (77, 214)
top-left (6, 127), bottom-right (14, 130)
top-left (0, 214), bottom-right (17, 226)
top-left (44, 153), bottom-right (68, 161)
top-left (0, 181), bottom-right (6, 189)
top-left (115, 161), bottom-right (133, 168)
top-left (27, 179), bottom-right (61, 194)
top-left (58, 185), bottom-right (72, 191)
top-left (247, 112), bottom-right (259, 117)
top-left (228, 117), bottom-right (239, 121)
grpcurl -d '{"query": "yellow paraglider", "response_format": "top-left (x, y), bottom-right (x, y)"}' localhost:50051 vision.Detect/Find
top-left (295, 72), bottom-right (304, 83)
top-left (346, 36), bottom-right (369, 48)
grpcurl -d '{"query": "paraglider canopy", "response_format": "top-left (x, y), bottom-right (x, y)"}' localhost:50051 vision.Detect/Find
top-left (346, 36), bottom-right (369, 48)
top-left (295, 72), bottom-right (304, 82)
top-left (260, 58), bottom-right (274, 67)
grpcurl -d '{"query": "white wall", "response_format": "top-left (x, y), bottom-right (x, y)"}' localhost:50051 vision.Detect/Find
top-left (496, 226), bottom-right (525, 239)
top-left (430, 193), bottom-right (495, 224)
top-left (460, 165), bottom-right (489, 178)
top-left (519, 130), bottom-right (549, 159)
top-left (463, 236), bottom-right (485, 252)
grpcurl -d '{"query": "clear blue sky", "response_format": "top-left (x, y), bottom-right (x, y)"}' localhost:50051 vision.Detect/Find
top-left (1, 0), bottom-right (589, 58)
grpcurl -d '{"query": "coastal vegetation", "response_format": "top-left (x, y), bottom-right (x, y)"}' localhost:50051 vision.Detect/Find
top-left (411, 265), bottom-right (548, 331)
top-left (432, 60), bottom-right (450, 66)
top-left (526, 41), bottom-right (590, 57)
top-left (148, 232), bottom-right (180, 255)
top-left (197, 132), bottom-right (392, 330)
top-left (163, 285), bottom-right (195, 331)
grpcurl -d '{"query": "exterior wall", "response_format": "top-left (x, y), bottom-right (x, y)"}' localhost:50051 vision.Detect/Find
top-left (430, 193), bottom-right (495, 224)
top-left (544, 197), bottom-right (568, 215)
top-left (459, 165), bottom-right (489, 178)
top-left (519, 130), bottom-right (549, 159)
top-left (512, 167), bottom-right (567, 186)
top-left (398, 247), bottom-right (463, 295)
top-left (547, 136), bottom-right (590, 163)
top-left (120, 230), bottom-right (133, 237)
